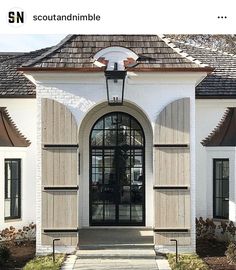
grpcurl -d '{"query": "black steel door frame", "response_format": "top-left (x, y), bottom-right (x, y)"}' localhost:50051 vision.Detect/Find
top-left (89, 112), bottom-right (145, 226)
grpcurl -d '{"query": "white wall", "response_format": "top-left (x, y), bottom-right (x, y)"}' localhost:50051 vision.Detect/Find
top-left (0, 99), bottom-right (37, 229)
top-left (206, 147), bottom-right (236, 221)
top-left (196, 99), bottom-right (236, 219)
top-left (31, 71), bottom-right (203, 253)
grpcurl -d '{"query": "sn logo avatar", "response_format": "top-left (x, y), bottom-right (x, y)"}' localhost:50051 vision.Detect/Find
top-left (8, 8), bottom-right (25, 26)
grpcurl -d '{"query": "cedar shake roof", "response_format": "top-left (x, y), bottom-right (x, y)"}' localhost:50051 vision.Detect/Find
top-left (166, 35), bottom-right (236, 55)
top-left (0, 48), bottom-right (49, 98)
top-left (21, 35), bottom-right (210, 71)
top-left (1, 35), bottom-right (236, 98)
top-left (201, 108), bottom-right (236, 146)
top-left (0, 107), bottom-right (30, 147)
top-left (0, 52), bottom-right (24, 62)
top-left (167, 38), bottom-right (236, 98)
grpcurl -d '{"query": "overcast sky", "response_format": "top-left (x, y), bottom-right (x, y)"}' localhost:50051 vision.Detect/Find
top-left (0, 34), bottom-right (66, 52)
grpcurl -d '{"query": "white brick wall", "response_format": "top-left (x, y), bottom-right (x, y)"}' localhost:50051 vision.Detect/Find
top-left (0, 99), bottom-right (37, 230)
top-left (33, 72), bottom-right (200, 254)
top-left (196, 100), bottom-right (236, 221)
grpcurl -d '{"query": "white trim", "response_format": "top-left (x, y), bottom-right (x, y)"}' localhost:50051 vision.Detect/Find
top-left (206, 147), bottom-right (235, 221)
top-left (78, 101), bottom-right (153, 228)
top-left (207, 147), bottom-right (236, 151)
top-left (190, 96), bottom-right (196, 251)
top-left (93, 46), bottom-right (139, 61)
top-left (25, 72), bottom-right (207, 85)
top-left (196, 100), bottom-right (236, 107)
top-left (0, 149), bottom-right (26, 228)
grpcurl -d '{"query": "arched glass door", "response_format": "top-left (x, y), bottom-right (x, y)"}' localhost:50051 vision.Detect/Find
top-left (90, 112), bottom-right (145, 226)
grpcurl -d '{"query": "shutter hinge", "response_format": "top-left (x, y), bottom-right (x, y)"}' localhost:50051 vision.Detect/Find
top-left (43, 144), bottom-right (79, 149)
top-left (153, 144), bottom-right (189, 148)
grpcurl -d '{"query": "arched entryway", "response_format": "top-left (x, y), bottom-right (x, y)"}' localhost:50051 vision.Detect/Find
top-left (89, 112), bottom-right (145, 226)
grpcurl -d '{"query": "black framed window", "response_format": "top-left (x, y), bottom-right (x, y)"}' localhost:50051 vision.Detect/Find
top-left (5, 159), bottom-right (21, 219)
top-left (213, 159), bottom-right (229, 219)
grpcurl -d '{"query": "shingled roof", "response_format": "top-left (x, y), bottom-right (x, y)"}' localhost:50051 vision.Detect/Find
top-left (20, 35), bottom-right (210, 71)
top-left (1, 35), bottom-right (236, 98)
top-left (0, 52), bottom-right (24, 63)
top-left (166, 37), bottom-right (236, 98)
top-left (0, 48), bottom-right (49, 98)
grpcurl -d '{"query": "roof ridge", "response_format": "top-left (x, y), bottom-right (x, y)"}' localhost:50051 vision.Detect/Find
top-left (170, 39), bottom-right (236, 58)
top-left (0, 52), bottom-right (25, 55)
top-left (0, 47), bottom-right (51, 66)
top-left (160, 35), bottom-right (209, 68)
top-left (0, 52), bottom-right (28, 64)
top-left (0, 47), bottom-right (53, 65)
top-left (22, 35), bottom-right (74, 67)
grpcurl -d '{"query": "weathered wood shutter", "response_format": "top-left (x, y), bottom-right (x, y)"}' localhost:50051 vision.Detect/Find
top-left (41, 98), bottom-right (78, 246)
top-left (154, 98), bottom-right (191, 246)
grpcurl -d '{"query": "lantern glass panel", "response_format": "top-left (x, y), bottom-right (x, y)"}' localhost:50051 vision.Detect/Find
top-left (107, 78), bottom-right (124, 105)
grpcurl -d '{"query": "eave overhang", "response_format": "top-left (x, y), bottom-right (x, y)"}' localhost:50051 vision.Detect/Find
top-left (0, 107), bottom-right (31, 147)
top-left (18, 67), bottom-right (214, 73)
top-left (202, 107), bottom-right (236, 147)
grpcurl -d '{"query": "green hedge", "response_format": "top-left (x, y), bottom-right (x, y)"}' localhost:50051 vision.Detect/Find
top-left (23, 254), bottom-right (64, 270)
top-left (167, 253), bottom-right (209, 270)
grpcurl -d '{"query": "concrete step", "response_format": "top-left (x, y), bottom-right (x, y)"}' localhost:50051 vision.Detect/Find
top-left (78, 228), bottom-right (154, 246)
top-left (79, 243), bottom-right (154, 250)
top-left (76, 248), bottom-right (156, 260)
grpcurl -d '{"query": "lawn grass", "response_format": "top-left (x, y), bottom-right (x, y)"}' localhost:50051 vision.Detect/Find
top-left (167, 253), bottom-right (209, 270)
top-left (23, 254), bottom-right (64, 270)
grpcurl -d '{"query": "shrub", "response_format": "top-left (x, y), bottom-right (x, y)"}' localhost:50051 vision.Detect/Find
top-left (167, 253), bottom-right (209, 270)
top-left (0, 222), bottom-right (36, 242)
top-left (23, 255), bottom-right (64, 270)
top-left (219, 221), bottom-right (236, 240)
top-left (196, 217), bottom-right (216, 240)
top-left (225, 242), bottom-right (236, 264)
top-left (0, 245), bottom-right (10, 265)
top-left (196, 217), bottom-right (236, 242)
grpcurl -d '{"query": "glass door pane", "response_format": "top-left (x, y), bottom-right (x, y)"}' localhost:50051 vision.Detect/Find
top-left (90, 112), bottom-right (145, 226)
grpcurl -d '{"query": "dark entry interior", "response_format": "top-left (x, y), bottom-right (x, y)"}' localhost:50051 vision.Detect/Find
top-left (90, 112), bottom-right (145, 226)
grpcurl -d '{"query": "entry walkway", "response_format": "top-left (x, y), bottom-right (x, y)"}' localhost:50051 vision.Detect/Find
top-left (73, 248), bottom-right (158, 270)
top-left (71, 229), bottom-right (170, 270)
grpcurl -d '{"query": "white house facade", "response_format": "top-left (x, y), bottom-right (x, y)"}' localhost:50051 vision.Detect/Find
top-left (0, 35), bottom-right (235, 254)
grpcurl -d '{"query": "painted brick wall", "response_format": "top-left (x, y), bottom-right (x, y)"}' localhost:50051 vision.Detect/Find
top-left (196, 100), bottom-right (236, 221)
top-left (34, 72), bottom-right (198, 254)
top-left (0, 99), bottom-right (37, 230)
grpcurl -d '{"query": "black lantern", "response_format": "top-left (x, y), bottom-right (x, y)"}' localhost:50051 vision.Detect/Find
top-left (105, 64), bottom-right (127, 106)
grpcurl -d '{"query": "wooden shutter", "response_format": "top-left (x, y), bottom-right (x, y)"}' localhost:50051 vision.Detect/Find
top-left (154, 98), bottom-right (191, 246)
top-left (41, 98), bottom-right (78, 246)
